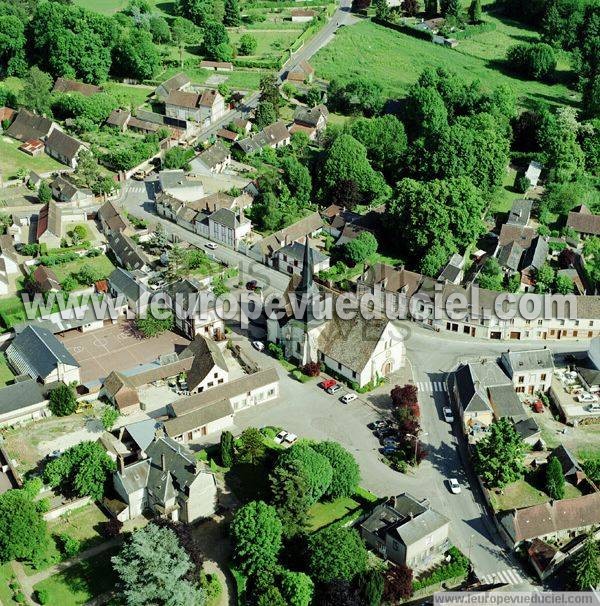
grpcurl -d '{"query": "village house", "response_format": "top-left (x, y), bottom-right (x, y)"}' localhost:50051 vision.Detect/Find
top-left (360, 494), bottom-right (451, 570)
top-left (0, 236), bottom-right (19, 296)
top-left (157, 170), bottom-right (204, 202)
top-left (291, 8), bottom-right (316, 21)
top-left (0, 379), bottom-right (48, 428)
top-left (155, 73), bottom-right (191, 101)
top-left (6, 325), bottom-right (81, 385)
top-left (105, 109), bottom-right (132, 132)
top-left (286, 60), bottom-right (315, 83)
top-left (52, 77), bottom-right (102, 97)
top-left (167, 279), bottom-right (225, 339)
top-left (108, 267), bottom-right (150, 315)
top-left (290, 104), bottom-right (329, 140)
top-left (500, 348), bottom-right (554, 394)
top-left (199, 60), bottom-right (233, 72)
top-left (5, 109), bottom-right (56, 143)
top-left (190, 141), bottom-right (231, 174)
top-left (50, 175), bottom-right (94, 205)
top-left (164, 368), bottom-right (280, 442)
top-left (267, 241), bottom-right (405, 387)
top-left (506, 199), bottom-right (533, 227)
top-left (178, 335), bottom-right (229, 393)
top-left (45, 129), bottom-right (87, 168)
top-left (112, 433), bottom-right (217, 523)
top-left (525, 160), bottom-right (543, 188)
top-left (165, 89), bottom-right (225, 126)
top-left (98, 200), bottom-right (132, 236)
top-left (237, 121), bottom-right (291, 154)
top-left (566, 204), bottom-right (600, 237)
top-left (273, 240), bottom-right (330, 277)
top-left (438, 253), bottom-right (464, 285)
top-left (107, 232), bottom-right (151, 272)
top-left (32, 265), bottom-right (61, 293)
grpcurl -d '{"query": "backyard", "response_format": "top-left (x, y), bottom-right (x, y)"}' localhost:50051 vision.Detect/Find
top-left (0, 353), bottom-right (15, 386)
top-left (0, 136), bottom-right (64, 180)
top-left (50, 255), bottom-right (116, 285)
top-left (312, 16), bottom-right (578, 108)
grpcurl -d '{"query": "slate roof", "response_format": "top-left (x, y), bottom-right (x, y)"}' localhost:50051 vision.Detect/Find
top-left (107, 233), bottom-right (150, 271)
top-left (277, 241), bottom-right (328, 265)
top-left (156, 73), bottom-right (190, 96)
top-left (118, 459), bottom-right (151, 493)
top-left (488, 384), bottom-right (526, 420)
top-left (253, 212), bottom-right (323, 256)
top-left (98, 200), bottom-right (130, 233)
top-left (514, 417), bottom-right (541, 441)
top-left (52, 78), bottom-right (102, 97)
top-left (196, 141), bottom-right (230, 169)
top-left (50, 175), bottom-right (79, 201)
top-left (0, 379), bottom-right (46, 416)
top-left (360, 263), bottom-right (424, 298)
top-left (454, 360), bottom-right (511, 414)
top-left (506, 199), bottom-right (532, 227)
top-left (10, 325), bottom-right (79, 378)
top-left (108, 267), bottom-right (149, 302)
top-left (497, 241), bottom-right (524, 272)
top-left (238, 121), bottom-right (290, 153)
top-left (122, 419), bottom-right (163, 452)
top-left (199, 89), bottom-right (220, 108)
top-left (521, 236), bottom-right (549, 271)
top-left (566, 205), bottom-right (600, 236)
top-left (293, 104), bottom-right (329, 128)
top-left (209, 208), bottom-right (240, 229)
top-left (6, 110), bottom-right (54, 142)
top-left (164, 399), bottom-right (234, 438)
top-left (45, 130), bottom-right (85, 162)
top-left (501, 349), bottom-right (554, 375)
top-left (550, 445), bottom-right (582, 478)
top-left (179, 335), bottom-right (228, 392)
top-left (498, 224), bottom-right (536, 248)
top-left (499, 492), bottom-right (600, 543)
top-left (106, 109), bottom-right (131, 129)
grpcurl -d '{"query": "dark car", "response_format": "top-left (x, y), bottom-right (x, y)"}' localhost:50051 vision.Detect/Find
top-left (246, 280), bottom-right (258, 291)
top-left (374, 428), bottom-right (395, 441)
top-left (369, 419), bottom-right (390, 430)
top-left (382, 445), bottom-right (398, 456)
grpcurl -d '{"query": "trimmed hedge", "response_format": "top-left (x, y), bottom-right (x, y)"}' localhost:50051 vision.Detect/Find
top-left (372, 17), bottom-right (433, 41)
top-left (451, 21), bottom-right (496, 39)
top-left (412, 547), bottom-right (469, 591)
top-left (232, 57), bottom-right (283, 69)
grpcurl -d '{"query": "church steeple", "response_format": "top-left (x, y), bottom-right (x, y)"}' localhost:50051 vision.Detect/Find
top-left (296, 237), bottom-right (319, 298)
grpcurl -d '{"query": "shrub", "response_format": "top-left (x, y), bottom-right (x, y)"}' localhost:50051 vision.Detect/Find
top-left (103, 518), bottom-right (123, 538)
top-left (303, 362), bottom-right (321, 377)
top-left (36, 589), bottom-right (49, 605)
top-left (58, 533), bottom-right (80, 558)
top-left (268, 342), bottom-right (284, 360)
top-left (506, 42), bottom-right (556, 81)
top-left (516, 174), bottom-right (531, 193)
top-left (412, 548), bottom-right (469, 590)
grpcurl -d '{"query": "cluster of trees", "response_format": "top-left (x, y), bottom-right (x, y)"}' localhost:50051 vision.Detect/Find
top-left (506, 42), bottom-right (557, 81)
top-left (389, 384), bottom-right (427, 470)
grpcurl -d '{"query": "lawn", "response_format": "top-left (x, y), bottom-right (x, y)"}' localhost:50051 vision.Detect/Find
top-left (103, 82), bottom-right (153, 109)
top-left (155, 65), bottom-right (266, 91)
top-left (491, 166), bottom-right (520, 216)
top-left (229, 29), bottom-right (301, 58)
top-left (0, 353), bottom-right (15, 386)
top-left (489, 479), bottom-right (549, 512)
top-left (0, 563), bottom-right (23, 605)
top-left (307, 496), bottom-right (362, 531)
top-left (50, 255), bottom-right (116, 285)
top-left (0, 136), bottom-right (64, 180)
top-left (312, 19), bottom-right (578, 108)
top-left (33, 547), bottom-right (119, 606)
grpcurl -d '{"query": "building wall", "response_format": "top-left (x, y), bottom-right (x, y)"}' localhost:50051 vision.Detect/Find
top-left (0, 401), bottom-right (50, 428)
top-left (511, 370), bottom-right (552, 394)
top-left (184, 473), bottom-right (218, 522)
top-left (165, 104), bottom-right (201, 122)
top-left (403, 521), bottom-right (450, 569)
top-left (229, 380), bottom-right (279, 412)
top-left (192, 363), bottom-right (228, 394)
top-left (113, 475), bottom-right (147, 519)
top-left (174, 413), bottom-right (234, 443)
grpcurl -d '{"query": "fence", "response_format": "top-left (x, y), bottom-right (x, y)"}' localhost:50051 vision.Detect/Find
top-left (44, 496), bottom-right (92, 521)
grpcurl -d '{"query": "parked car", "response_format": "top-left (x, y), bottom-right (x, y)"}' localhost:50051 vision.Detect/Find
top-left (319, 379), bottom-right (337, 390)
top-left (382, 445), bottom-right (398, 456)
top-left (448, 478), bottom-right (461, 494)
top-left (443, 407), bottom-right (454, 423)
top-left (375, 428), bottom-right (396, 441)
top-left (369, 419), bottom-right (390, 430)
top-left (327, 384), bottom-right (342, 395)
top-left (132, 171), bottom-right (146, 181)
top-left (205, 242), bottom-right (218, 250)
top-left (274, 431), bottom-right (288, 444)
top-left (252, 341), bottom-right (265, 352)
top-left (341, 393), bottom-right (357, 404)
top-left (383, 437), bottom-right (400, 448)
top-left (246, 280), bottom-right (258, 291)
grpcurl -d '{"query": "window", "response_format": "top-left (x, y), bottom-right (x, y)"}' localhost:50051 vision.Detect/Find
top-left (352, 371), bottom-right (357, 378)
top-left (214, 372), bottom-right (218, 378)
top-left (518, 376), bottom-right (524, 383)
top-left (207, 381), bottom-right (213, 387)
top-left (392, 540), bottom-right (399, 551)
top-left (541, 373), bottom-right (547, 381)
top-left (338, 362), bottom-right (342, 371)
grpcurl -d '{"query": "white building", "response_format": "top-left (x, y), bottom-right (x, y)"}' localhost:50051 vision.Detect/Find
top-left (500, 349), bottom-right (554, 394)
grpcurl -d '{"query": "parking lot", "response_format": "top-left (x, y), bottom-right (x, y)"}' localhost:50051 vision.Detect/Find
top-left (59, 321), bottom-right (190, 385)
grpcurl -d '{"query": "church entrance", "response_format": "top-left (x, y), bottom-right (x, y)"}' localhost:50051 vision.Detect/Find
top-left (382, 361), bottom-right (393, 376)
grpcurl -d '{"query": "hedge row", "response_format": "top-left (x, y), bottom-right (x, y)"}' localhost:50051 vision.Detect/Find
top-left (232, 57), bottom-right (284, 69)
top-left (412, 547), bottom-right (469, 591)
top-left (451, 21), bottom-right (497, 40)
top-left (372, 17), bottom-right (433, 41)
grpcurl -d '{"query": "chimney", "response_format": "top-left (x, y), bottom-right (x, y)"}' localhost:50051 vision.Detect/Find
top-left (161, 453), bottom-right (167, 471)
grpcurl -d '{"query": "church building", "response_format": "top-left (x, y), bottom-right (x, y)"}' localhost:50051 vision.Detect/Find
top-left (266, 239), bottom-right (405, 387)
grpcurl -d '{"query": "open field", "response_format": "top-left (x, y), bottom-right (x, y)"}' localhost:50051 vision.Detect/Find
top-left (0, 353), bottom-right (15, 386)
top-left (51, 255), bottom-right (116, 285)
top-left (229, 29), bottom-right (301, 57)
top-left (312, 19), bottom-right (578, 108)
top-left (103, 82), bottom-right (153, 109)
top-left (0, 137), bottom-right (64, 180)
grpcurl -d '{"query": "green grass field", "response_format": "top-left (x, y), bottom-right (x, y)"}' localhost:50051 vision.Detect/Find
top-left (312, 19), bottom-right (578, 108)
top-left (0, 137), bottom-right (64, 180)
top-left (73, 0), bottom-right (173, 15)
top-left (103, 82), bottom-right (153, 109)
top-left (229, 29), bottom-right (301, 57)
top-left (0, 353), bottom-right (15, 387)
top-left (308, 496), bottom-right (361, 531)
top-left (51, 255), bottom-right (116, 285)
top-left (33, 547), bottom-right (119, 606)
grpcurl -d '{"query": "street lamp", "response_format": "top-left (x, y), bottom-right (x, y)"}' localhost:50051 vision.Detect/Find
top-left (405, 431), bottom-right (429, 466)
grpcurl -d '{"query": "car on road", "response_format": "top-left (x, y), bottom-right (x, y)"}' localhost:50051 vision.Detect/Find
top-left (443, 407), bottom-right (454, 423)
top-left (319, 379), bottom-right (337, 390)
top-left (252, 341), bottom-right (265, 352)
top-left (132, 171), bottom-right (146, 181)
top-left (327, 384), bottom-right (342, 394)
top-left (340, 393), bottom-right (357, 404)
top-left (274, 430), bottom-right (288, 444)
top-left (205, 242), bottom-right (218, 250)
top-left (448, 478), bottom-right (461, 494)
top-left (382, 445), bottom-right (398, 456)
top-left (246, 280), bottom-right (258, 291)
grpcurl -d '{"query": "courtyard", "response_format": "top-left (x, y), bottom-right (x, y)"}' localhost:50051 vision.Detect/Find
top-left (58, 320), bottom-right (190, 385)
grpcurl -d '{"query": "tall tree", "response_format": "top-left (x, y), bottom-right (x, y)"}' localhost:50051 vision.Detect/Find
top-left (223, 0), bottom-right (241, 25)
top-left (112, 525), bottom-right (205, 606)
top-left (20, 66), bottom-right (53, 116)
top-left (236, 428), bottom-right (266, 464)
top-left (259, 73), bottom-right (282, 110)
top-left (468, 0), bottom-right (482, 22)
top-left (230, 501), bottom-right (282, 575)
top-left (48, 384), bottom-right (78, 417)
top-left (112, 28), bottom-right (160, 81)
top-left (279, 570), bottom-right (314, 606)
top-left (220, 430), bottom-right (235, 467)
top-left (343, 231), bottom-right (378, 266)
top-left (572, 533), bottom-right (600, 590)
top-left (545, 456), bottom-right (565, 499)
top-left (177, 0), bottom-right (214, 26)
top-left (473, 418), bottom-right (526, 489)
top-left (424, 0), bottom-right (437, 16)
top-left (0, 15), bottom-right (26, 77)
top-left (441, 0), bottom-right (460, 18)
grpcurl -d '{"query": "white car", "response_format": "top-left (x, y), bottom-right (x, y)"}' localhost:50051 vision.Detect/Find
top-left (205, 242), bottom-right (218, 250)
top-left (341, 393), bottom-right (357, 404)
top-left (284, 432), bottom-right (298, 445)
top-left (327, 384), bottom-right (342, 395)
top-left (443, 407), bottom-right (454, 423)
top-left (448, 478), bottom-right (461, 494)
top-left (252, 341), bottom-right (265, 352)
top-left (274, 431), bottom-right (288, 444)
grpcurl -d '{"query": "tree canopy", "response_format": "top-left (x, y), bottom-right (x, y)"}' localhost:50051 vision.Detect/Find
top-left (312, 441), bottom-right (361, 500)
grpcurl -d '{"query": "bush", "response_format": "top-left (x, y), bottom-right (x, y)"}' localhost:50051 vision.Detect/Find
top-left (58, 533), bottom-right (80, 558)
top-left (516, 174), bottom-right (531, 193)
top-left (372, 17), bottom-right (433, 41)
top-left (506, 42), bottom-right (556, 81)
top-left (303, 362), bottom-right (321, 377)
top-left (103, 518), bottom-right (123, 538)
top-left (268, 342), bottom-right (284, 360)
top-left (35, 589), bottom-right (49, 605)
top-left (412, 548), bottom-right (469, 590)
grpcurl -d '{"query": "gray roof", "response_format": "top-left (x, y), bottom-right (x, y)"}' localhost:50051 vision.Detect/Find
top-left (108, 267), bottom-right (148, 302)
top-left (45, 129), bottom-right (85, 162)
top-left (158, 170), bottom-right (201, 192)
top-left (507, 199), bottom-right (532, 227)
top-left (293, 104), bottom-right (328, 128)
top-left (196, 141), bottom-right (230, 169)
top-left (6, 110), bottom-right (54, 142)
top-left (277, 241), bottom-right (328, 265)
top-left (521, 236), bottom-right (549, 272)
top-left (551, 445), bottom-right (582, 478)
top-left (238, 121), bottom-right (290, 154)
top-left (501, 349), bottom-right (554, 374)
top-left (10, 325), bottom-right (79, 378)
top-left (454, 360), bottom-right (511, 414)
top-left (122, 419), bottom-right (162, 453)
top-left (395, 507), bottom-right (450, 546)
top-left (488, 384), bottom-right (526, 420)
top-left (0, 379), bottom-right (46, 416)
top-left (179, 335), bottom-right (228, 392)
top-left (164, 399), bottom-right (234, 438)
top-left (156, 73), bottom-right (190, 96)
top-left (209, 207), bottom-right (239, 229)
top-left (497, 241), bottom-right (524, 272)
top-left (107, 233), bottom-right (150, 271)
top-left (514, 417), bottom-right (540, 441)
top-left (118, 459), bottom-right (150, 494)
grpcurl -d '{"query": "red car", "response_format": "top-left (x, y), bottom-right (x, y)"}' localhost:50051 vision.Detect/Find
top-left (319, 379), bottom-right (337, 390)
